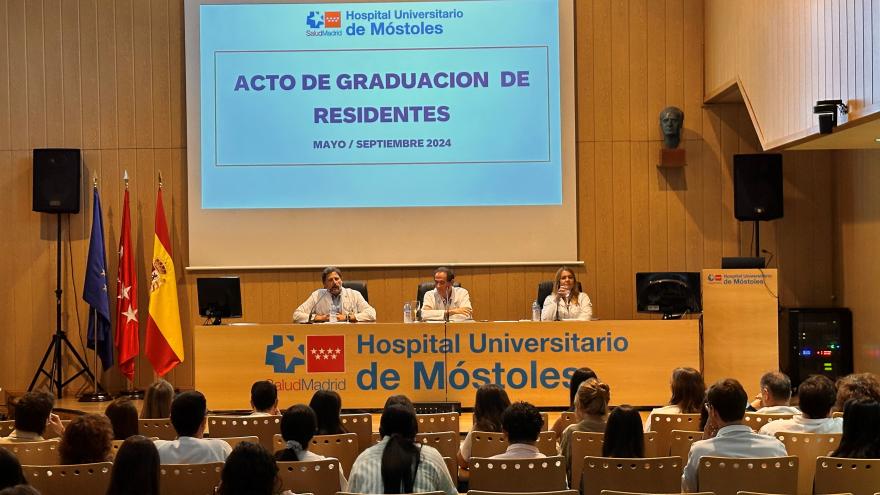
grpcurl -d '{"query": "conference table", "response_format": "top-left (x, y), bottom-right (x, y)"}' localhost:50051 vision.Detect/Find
top-left (194, 319), bottom-right (699, 410)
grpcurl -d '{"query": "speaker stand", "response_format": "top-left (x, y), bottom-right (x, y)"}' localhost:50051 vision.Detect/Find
top-left (28, 214), bottom-right (103, 398)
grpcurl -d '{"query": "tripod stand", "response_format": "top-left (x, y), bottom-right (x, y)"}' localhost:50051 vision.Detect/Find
top-left (28, 214), bottom-right (101, 397)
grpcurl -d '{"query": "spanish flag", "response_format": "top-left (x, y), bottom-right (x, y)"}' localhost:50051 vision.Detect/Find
top-left (144, 187), bottom-right (184, 376)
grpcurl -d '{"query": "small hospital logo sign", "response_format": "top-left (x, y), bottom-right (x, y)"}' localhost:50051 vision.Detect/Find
top-left (324, 11), bottom-right (341, 28)
top-left (307, 335), bottom-right (345, 373)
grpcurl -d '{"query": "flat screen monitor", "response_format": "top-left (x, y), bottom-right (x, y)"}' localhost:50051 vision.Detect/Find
top-left (197, 277), bottom-right (243, 324)
top-left (635, 272), bottom-right (702, 318)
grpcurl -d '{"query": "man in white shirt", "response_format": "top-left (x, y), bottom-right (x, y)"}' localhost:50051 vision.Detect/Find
top-left (759, 374), bottom-right (842, 436)
top-left (155, 391), bottom-right (232, 464)
top-left (249, 380), bottom-right (279, 416)
top-left (491, 401), bottom-right (546, 459)
top-left (682, 379), bottom-right (788, 492)
top-left (421, 267), bottom-right (472, 322)
top-left (749, 371), bottom-right (800, 415)
top-left (293, 267), bottom-right (376, 323)
top-left (0, 391), bottom-right (65, 444)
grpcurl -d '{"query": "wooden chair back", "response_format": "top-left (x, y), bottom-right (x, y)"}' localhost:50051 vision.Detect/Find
top-left (139, 418), bottom-right (176, 440)
top-left (214, 435), bottom-right (260, 450)
top-left (42, 420), bottom-right (70, 440)
top-left (670, 430), bottom-right (703, 461)
top-left (417, 412), bottom-right (460, 433)
top-left (277, 458), bottom-right (342, 495)
top-left (207, 415), bottom-right (281, 452)
top-left (774, 432), bottom-right (841, 495)
top-left (159, 462), bottom-right (223, 495)
top-left (649, 413), bottom-right (701, 456)
top-left (557, 412), bottom-right (577, 432)
top-left (568, 431), bottom-right (662, 491)
top-left (0, 420), bottom-right (14, 437)
top-left (697, 456), bottom-right (798, 495)
top-left (417, 431), bottom-right (458, 459)
top-left (22, 462), bottom-right (113, 495)
top-left (469, 456), bottom-right (567, 492)
top-left (469, 431), bottom-right (557, 459)
top-left (470, 491), bottom-right (579, 495)
top-left (444, 456), bottom-right (458, 487)
top-left (743, 412), bottom-right (795, 431)
top-left (541, 412), bottom-right (550, 431)
top-left (310, 433), bottom-right (359, 474)
top-left (2, 439), bottom-right (60, 465)
top-left (814, 456), bottom-right (880, 495)
top-left (600, 492), bottom-right (714, 495)
top-left (581, 456), bottom-right (683, 495)
top-left (340, 413), bottom-right (372, 453)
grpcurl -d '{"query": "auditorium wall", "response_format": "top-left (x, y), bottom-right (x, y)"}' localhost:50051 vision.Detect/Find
top-left (0, 0), bottom-right (836, 393)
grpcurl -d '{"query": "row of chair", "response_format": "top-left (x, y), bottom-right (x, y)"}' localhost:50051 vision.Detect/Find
top-left (17, 455), bottom-right (879, 495)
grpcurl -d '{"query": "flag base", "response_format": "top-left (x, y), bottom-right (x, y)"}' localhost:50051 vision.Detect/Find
top-left (117, 388), bottom-right (145, 399)
top-left (78, 392), bottom-right (113, 402)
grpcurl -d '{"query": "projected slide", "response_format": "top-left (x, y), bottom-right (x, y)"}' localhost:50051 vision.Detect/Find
top-left (199, 0), bottom-right (563, 209)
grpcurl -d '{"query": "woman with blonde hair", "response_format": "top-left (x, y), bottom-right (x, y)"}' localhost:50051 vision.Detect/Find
top-left (558, 378), bottom-right (610, 478)
top-left (541, 267), bottom-right (593, 321)
top-left (140, 379), bottom-right (174, 419)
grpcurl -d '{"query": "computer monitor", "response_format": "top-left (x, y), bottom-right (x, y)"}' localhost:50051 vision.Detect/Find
top-left (635, 272), bottom-right (702, 319)
top-left (197, 277), bottom-right (242, 325)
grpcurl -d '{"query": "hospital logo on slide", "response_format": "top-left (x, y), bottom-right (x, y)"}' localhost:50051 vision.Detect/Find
top-left (306, 11), bottom-right (342, 29)
top-left (265, 335), bottom-right (305, 373)
top-left (307, 335), bottom-right (346, 373)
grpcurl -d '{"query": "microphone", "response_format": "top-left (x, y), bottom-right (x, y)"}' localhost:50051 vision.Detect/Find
top-left (308, 289), bottom-right (331, 323)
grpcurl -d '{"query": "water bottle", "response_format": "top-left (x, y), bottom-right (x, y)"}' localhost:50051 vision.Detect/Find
top-left (531, 300), bottom-right (541, 321)
top-left (403, 302), bottom-right (412, 323)
top-left (329, 310), bottom-right (338, 323)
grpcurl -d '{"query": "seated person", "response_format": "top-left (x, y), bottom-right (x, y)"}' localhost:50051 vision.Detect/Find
top-left (459, 384), bottom-right (510, 469)
top-left (293, 267), bottom-right (376, 323)
top-left (105, 397), bottom-right (139, 440)
top-left (155, 391), bottom-right (232, 464)
top-left (59, 414), bottom-right (114, 465)
top-left (218, 442), bottom-right (293, 495)
top-left (645, 367), bottom-right (705, 432)
top-left (140, 379), bottom-right (174, 419)
top-left (829, 398), bottom-right (880, 458)
top-left (491, 401), bottom-right (545, 459)
top-left (106, 435), bottom-right (160, 495)
top-left (682, 379), bottom-right (787, 492)
top-left (0, 391), bottom-right (64, 443)
top-left (603, 405), bottom-right (644, 458)
top-left (274, 404), bottom-right (348, 489)
top-left (348, 403), bottom-right (456, 495)
top-left (760, 374), bottom-right (842, 435)
top-left (0, 448), bottom-right (26, 490)
top-left (541, 266), bottom-right (593, 321)
top-left (421, 267), bottom-right (472, 321)
top-left (250, 380), bottom-right (279, 416)
top-left (833, 372), bottom-right (880, 412)
top-left (551, 367), bottom-right (598, 439)
top-left (559, 379), bottom-right (610, 478)
top-left (749, 371), bottom-right (800, 414)
top-left (310, 390), bottom-right (348, 435)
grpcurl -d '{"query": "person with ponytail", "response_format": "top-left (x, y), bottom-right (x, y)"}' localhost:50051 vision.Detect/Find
top-left (558, 378), bottom-right (611, 481)
top-left (274, 405), bottom-right (348, 489)
top-left (348, 401), bottom-right (456, 495)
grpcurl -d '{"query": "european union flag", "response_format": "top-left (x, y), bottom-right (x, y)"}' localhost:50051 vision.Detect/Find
top-left (84, 186), bottom-right (113, 369)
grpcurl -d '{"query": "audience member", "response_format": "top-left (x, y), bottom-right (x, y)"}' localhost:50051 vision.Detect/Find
top-left (830, 399), bottom-right (880, 458)
top-left (59, 413), bottom-right (113, 465)
top-left (602, 405), bottom-right (644, 458)
top-left (310, 390), bottom-right (348, 435)
top-left (0, 448), bottom-right (26, 490)
top-left (559, 379), bottom-right (610, 477)
top-left (274, 405), bottom-right (348, 489)
top-left (759, 375), bottom-right (842, 435)
top-left (551, 367), bottom-right (598, 439)
top-left (105, 397), bottom-right (139, 440)
top-left (0, 486), bottom-right (40, 495)
top-left (383, 395), bottom-right (414, 409)
top-left (155, 391), bottom-right (232, 464)
top-left (681, 379), bottom-right (787, 492)
top-left (140, 379), bottom-right (174, 419)
top-left (750, 371), bottom-right (800, 414)
top-left (645, 367), bottom-right (705, 432)
top-left (217, 442), bottom-right (286, 495)
top-left (105, 435), bottom-right (159, 495)
top-left (491, 401), bottom-right (545, 459)
top-left (0, 391), bottom-right (63, 443)
top-left (458, 384), bottom-right (511, 468)
top-left (348, 403), bottom-right (456, 495)
top-left (250, 381), bottom-right (279, 416)
top-left (834, 372), bottom-right (880, 412)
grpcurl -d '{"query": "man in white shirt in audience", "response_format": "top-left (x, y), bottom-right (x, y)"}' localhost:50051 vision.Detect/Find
top-left (682, 379), bottom-right (788, 492)
top-left (249, 380), bottom-right (279, 416)
top-left (749, 371), bottom-right (801, 414)
top-left (293, 266), bottom-right (376, 323)
top-left (421, 266), bottom-right (473, 321)
top-left (0, 391), bottom-right (65, 444)
top-left (759, 374), bottom-right (843, 436)
top-left (155, 391), bottom-right (232, 464)
top-left (491, 401), bottom-right (546, 459)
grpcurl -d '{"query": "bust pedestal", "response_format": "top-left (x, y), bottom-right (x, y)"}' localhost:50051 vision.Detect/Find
top-left (658, 148), bottom-right (686, 167)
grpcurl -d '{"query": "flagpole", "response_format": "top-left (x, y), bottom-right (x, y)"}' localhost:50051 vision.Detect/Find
top-left (117, 171), bottom-right (144, 399)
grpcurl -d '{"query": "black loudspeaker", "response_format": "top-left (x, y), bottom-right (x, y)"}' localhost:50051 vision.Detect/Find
top-left (779, 308), bottom-right (853, 388)
top-left (33, 148), bottom-right (81, 213)
top-left (734, 153), bottom-right (783, 221)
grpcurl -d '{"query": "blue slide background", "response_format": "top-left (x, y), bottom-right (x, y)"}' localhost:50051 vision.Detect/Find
top-left (200, 0), bottom-right (562, 209)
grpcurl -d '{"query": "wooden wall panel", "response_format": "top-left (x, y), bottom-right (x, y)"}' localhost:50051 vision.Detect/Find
top-left (0, 0), bottom-right (840, 393)
top-left (705, 0), bottom-right (880, 149)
